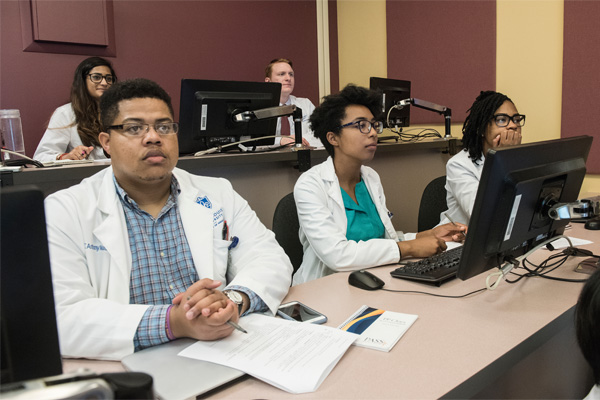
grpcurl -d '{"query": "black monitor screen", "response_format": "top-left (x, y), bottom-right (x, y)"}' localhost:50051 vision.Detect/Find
top-left (1, 186), bottom-right (62, 383)
top-left (369, 77), bottom-right (411, 128)
top-left (178, 79), bottom-right (281, 155)
top-left (457, 135), bottom-right (593, 280)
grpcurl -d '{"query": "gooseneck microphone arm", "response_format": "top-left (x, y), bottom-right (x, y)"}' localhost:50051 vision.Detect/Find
top-left (231, 104), bottom-right (310, 172)
top-left (398, 98), bottom-right (452, 138)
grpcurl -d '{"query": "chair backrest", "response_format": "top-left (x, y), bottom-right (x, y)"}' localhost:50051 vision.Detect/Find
top-left (272, 192), bottom-right (303, 275)
top-left (418, 176), bottom-right (448, 232)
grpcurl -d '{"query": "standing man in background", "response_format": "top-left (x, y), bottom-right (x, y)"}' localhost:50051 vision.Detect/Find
top-left (265, 58), bottom-right (320, 147)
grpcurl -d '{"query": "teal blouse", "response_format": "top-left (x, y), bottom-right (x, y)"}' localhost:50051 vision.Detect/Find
top-left (341, 180), bottom-right (385, 242)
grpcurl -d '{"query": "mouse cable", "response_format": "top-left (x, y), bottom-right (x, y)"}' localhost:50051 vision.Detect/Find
top-left (380, 287), bottom-right (486, 298)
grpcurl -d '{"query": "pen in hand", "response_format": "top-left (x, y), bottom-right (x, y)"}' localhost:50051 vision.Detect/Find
top-left (444, 212), bottom-right (467, 239)
top-left (227, 320), bottom-right (248, 334)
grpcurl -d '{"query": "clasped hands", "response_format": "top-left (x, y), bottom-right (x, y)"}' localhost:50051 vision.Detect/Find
top-left (169, 279), bottom-right (242, 341)
top-left (399, 223), bottom-right (468, 259)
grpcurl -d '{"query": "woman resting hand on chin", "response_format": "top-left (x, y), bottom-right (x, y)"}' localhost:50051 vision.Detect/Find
top-left (292, 85), bottom-right (466, 285)
top-left (440, 90), bottom-right (524, 227)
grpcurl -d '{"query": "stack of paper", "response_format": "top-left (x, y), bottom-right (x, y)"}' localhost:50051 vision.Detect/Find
top-left (178, 313), bottom-right (357, 394)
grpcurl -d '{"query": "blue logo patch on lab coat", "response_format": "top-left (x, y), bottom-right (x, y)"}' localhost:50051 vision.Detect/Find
top-left (196, 196), bottom-right (212, 209)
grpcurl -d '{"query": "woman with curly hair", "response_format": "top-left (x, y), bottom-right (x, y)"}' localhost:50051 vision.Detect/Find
top-left (292, 84), bottom-right (466, 284)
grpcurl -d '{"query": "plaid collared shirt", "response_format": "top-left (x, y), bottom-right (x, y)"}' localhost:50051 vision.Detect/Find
top-left (114, 175), bottom-right (266, 351)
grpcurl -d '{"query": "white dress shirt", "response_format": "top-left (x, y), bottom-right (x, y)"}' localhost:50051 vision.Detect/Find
top-left (274, 95), bottom-right (321, 147)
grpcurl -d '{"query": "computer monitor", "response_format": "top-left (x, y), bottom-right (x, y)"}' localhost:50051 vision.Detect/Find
top-left (369, 77), bottom-right (411, 128)
top-left (457, 135), bottom-right (593, 281)
top-left (178, 79), bottom-right (281, 155)
top-left (1, 186), bottom-right (63, 383)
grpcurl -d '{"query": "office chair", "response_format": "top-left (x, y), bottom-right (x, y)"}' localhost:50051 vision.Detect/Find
top-left (418, 176), bottom-right (448, 232)
top-left (272, 192), bottom-right (303, 276)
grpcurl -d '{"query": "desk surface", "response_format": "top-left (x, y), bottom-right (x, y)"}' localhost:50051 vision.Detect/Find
top-left (63, 223), bottom-right (597, 398)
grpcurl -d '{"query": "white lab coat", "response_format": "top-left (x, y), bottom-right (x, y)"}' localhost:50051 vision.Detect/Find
top-left (584, 384), bottom-right (600, 400)
top-left (438, 149), bottom-right (484, 226)
top-left (274, 95), bottom-right (321, 147)
top-left (33, 103), bottom-right (107, 162)
top-left (45, 167), bottom-right (292, 360)
top-left (293, 157), bottom-right (412, 285)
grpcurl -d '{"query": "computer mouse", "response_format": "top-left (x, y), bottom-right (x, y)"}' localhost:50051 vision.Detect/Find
top-left (584, 218), bottom-right (600, 230)
top-left (348, 270), bottom-right (385, 291)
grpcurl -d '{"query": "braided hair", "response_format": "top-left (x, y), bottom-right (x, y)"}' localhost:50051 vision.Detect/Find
top-left (462, 90), bottom-right (513, 162)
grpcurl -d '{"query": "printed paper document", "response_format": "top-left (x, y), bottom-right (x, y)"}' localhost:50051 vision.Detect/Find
top-left (178, 313), bottom-right (357, 394)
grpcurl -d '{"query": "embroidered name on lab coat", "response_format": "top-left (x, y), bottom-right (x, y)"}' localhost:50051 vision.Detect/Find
top-left (84, 243), bottom-right (107, 252)
top-left (213, 208), bottom-right (224, 227)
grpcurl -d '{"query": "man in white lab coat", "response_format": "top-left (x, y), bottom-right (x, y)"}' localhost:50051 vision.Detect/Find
top-left (45, 78), bottom-right (292, 360)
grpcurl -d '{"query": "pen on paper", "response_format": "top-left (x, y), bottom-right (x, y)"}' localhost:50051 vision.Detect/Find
top-left (227, 320), bottom-right (248, 334)
top-left (444, 212), bottom-right (467, 238)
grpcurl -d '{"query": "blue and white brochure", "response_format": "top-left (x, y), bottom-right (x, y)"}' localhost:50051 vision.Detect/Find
top-left (338, 305), bottom-right (418, 352)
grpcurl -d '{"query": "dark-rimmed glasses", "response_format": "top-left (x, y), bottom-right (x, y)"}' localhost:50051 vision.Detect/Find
top-left (337, 120), bottom-right (384, 134)
top-left (87, 73), bottom-right (115, 84)
top-left (491, 113), bottom-right (526, 127)
top-left (106, 122), bottom-right (179, 137)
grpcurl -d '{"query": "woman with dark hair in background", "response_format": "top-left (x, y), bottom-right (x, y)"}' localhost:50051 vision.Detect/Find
top-left (439, 90), bottom-right (525, 226)
top-left (292, 84), bottom-right (466, 285)
top-left (34, 57), bottom-right (117, 162)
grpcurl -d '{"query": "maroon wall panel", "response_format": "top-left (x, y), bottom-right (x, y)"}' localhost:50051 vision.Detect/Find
top-left (386, 1), bottom-right (496, 126)
top-left (1, 0), bottom-right (319, 156)
top-left (328, 0), bottom-right (339, 96)
top-left (31, 0), bottom-right (109, 45)
top-left (562, 1), bottom-right (600, 174)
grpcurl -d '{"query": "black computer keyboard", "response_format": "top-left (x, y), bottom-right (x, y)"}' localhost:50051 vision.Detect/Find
top-left (390, 246), bottom-right (463, 286)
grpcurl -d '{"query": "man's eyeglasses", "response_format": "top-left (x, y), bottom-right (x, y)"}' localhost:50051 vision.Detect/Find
top-left (491, 113), bottom-right (526, 127)
top-left (337, 120), bottom-right (384, 134)
top-left (87, 73), bottom-right (115, 84)
top-left (106, 122), bottom-right (179, 137)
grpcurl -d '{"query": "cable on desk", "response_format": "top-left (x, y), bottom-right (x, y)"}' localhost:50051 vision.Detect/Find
top-left (193, 135), bottom-right (287, 156)
top-left (1, 148), bottom-right (44, 168)
top-left (378, 127), bottom-right (442, 144)
top-left (505, 247), bottom-right (598, 284)
top-left (381, 287), bottom-right (486, 298)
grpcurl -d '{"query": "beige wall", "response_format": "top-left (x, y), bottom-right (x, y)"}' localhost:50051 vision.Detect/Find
top-left (336, 0), bottom-right (599, 194)
top-left (337, 0), bottom-right (387, 88)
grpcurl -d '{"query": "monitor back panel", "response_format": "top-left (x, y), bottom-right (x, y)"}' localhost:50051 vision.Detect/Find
top-left (1, 186), bottom-right (62, 383)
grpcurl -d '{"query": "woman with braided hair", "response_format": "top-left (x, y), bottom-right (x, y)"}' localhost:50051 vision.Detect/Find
top-left (439, 90), bottom-right (525, 226)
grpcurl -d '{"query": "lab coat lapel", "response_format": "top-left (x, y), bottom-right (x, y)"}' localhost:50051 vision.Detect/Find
top-left (362, 167), bottom-right (397, 240)
top-left (324, 157), bottom-right (344, 210)
top-left (94, 169), bottom-right (132, 302)
top-left (178, 186), bottom-right (215, 280)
